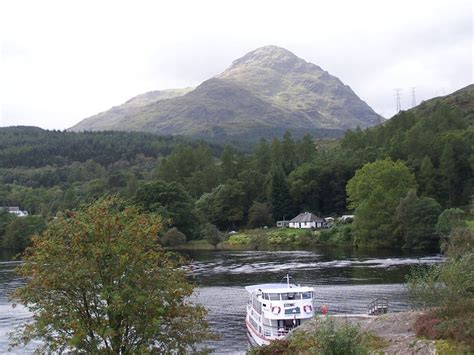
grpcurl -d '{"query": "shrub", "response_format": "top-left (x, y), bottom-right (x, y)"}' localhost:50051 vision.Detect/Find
top-left (309, 317), bottom-right (369, 355)
top-left (407, 253), bottom-right (474, 308)
top-left (441, 227), bottom-right (474, 258)
top-left (160, 227), bottom-right (187, 247)
top-left (227, 234), bottom-right (251, 246)
top-left (436, 208), bottom-right (466, 237)
top-left (201, 223), bottom-right (222, 248)
top-left (251, 317), bottom-right (382, 355)
top-left (414, 313), bottom-right (442, 339)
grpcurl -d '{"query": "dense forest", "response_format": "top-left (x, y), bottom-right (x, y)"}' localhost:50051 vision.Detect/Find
top-left (0, 87), bottom-right (472, 250)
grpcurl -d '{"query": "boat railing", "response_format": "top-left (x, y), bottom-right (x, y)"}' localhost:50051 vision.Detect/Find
top-left (261, 324), bottom-right (290, 338)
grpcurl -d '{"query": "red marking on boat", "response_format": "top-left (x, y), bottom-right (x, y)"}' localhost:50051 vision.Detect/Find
top-left (246, 318), bottom-right (269, 341)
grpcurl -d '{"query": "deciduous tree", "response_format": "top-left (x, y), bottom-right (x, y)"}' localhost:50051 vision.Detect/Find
top-left (11, 196), bottom-right (212, 353)
top-left (347, 159), bottom-right (417, 247)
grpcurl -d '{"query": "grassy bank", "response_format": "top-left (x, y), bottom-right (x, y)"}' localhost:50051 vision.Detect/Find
top-left (173, 227), bottom-right (325, 250)
top-left (174, 224), bottom-right (355, 250)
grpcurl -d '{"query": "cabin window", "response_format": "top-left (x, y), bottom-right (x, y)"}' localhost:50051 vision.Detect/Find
top-left (269, 293), bottom-right (280, 300)
top-left (302, 291), bottom-right (313, 299)
top-left (281, 292), bottom-right (301, 300)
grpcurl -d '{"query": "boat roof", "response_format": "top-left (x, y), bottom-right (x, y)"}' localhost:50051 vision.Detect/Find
top-left (245, 283), bottom-right (314, 294)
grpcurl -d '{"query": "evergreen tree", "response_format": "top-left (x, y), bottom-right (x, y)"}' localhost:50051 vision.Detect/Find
top-left (247, 201), bottom-right (273, 228)
top-left (396, 189), bottom-right (442, 249)
top-left (295, 133), bottom-right (317, 165)
top-left (220, 144), bottom-right (239, 181)
top-left (270, 167), bottom-right (295, 221)
top-left (440, 143), bottom-right (456, 207)
top-left (418, 155), bottom-right (437, 199)
top-left (254, 138), bottom-right (272, 175)
top-left (282, 131), bottom-right (296, 174)
top-left (270, 138), bottom-right (283, 169)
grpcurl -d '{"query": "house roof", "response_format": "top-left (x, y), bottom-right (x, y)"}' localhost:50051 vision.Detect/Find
top-left (289, 212), bottom-right (325, 223)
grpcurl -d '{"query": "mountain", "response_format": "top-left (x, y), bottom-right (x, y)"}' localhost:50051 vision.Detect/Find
top-left (70, 46), bottom-right (382, 140)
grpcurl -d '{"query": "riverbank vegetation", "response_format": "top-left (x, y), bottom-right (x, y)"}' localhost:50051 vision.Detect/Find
top-left (250, 317), bottom-right (386, 355)
top-left (407, 219), bottom-right (474, 352)
top-left (0, 91), bottom-right (472, 251)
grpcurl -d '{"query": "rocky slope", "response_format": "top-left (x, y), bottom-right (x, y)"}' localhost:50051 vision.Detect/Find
top-left (70, 46), bottom-right (382, 139)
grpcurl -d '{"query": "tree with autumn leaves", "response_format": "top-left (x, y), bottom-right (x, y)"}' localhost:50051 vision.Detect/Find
top-left (11, 196), bottom-right (213, 353)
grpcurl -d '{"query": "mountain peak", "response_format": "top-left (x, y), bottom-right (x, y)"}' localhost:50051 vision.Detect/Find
top-left (227, 45), bottom-right (302, 72)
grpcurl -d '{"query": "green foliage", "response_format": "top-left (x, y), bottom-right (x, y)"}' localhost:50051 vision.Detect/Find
top-left (251, 317), bottom-right (384, 355)
top-left (436, 208), bottom-right (466, 238)
top-left (0, 127), bottom-right (185, 168)
top-left (134, 180), bottom-right (199, 239)
top-left (407, 253), bottom-right (474, 309)
top-left (441, 227), bottom-right (474, 258)
top-left (270, 167), bottom-right (295, 221)
top-left (341, 100), bottom-right (473, 209)
top-left (226, 233), bottom-right (252, 246)
top-left (247, 201), bottom-right (273, 228)
top-left (11, 196), bottom-right (212, 353)
top-left (195, 180), bottom-right (245, 229)
top-left (347, 159), bottom-right (417, 247)
top-left (2, 215), bottom-right (46, 250)
top-left (1, 88), bottom-right (472, 245)
top-left (396, 189), bottom-right (442, 249)
top-left (154, 143), bottom-right (220, 198)
top-left (319, 223), bottom-right (354, 245)
top-left (202, 223), bottom-right (222, 248)
top-left (417, 155), bottom-right (437, 199)
top-left (0, 210), bottom-right (15, 236)
top-left (408, 212), bottom-right (474, 350)
top-left (160, 227), bottom-right (187, 247)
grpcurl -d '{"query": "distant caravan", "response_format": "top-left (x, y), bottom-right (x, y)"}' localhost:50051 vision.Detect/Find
top-left (245, 275), bottom-right (314, 346)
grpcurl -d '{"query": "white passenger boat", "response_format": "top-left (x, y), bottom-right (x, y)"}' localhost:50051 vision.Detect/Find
top-left (245, 275), bottom-right (315, 346)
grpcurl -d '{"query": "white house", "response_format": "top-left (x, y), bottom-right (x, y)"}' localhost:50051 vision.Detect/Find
top-left (289, 212), bottom-right (326, 229)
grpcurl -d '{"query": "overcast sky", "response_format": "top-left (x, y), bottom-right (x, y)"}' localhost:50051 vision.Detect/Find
top-left (1, 0), bottom-right (472, 130)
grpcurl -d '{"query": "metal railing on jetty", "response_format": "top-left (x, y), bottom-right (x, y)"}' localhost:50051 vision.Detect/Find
top-left (367, 297), bottom-right (388, 315)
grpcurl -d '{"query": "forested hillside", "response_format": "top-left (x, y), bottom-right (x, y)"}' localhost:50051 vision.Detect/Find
top-left (0, 85), bottom-right (472, 250)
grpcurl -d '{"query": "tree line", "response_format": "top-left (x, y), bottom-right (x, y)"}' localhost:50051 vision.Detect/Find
top-left (0, 100), bottom-right (472, 249)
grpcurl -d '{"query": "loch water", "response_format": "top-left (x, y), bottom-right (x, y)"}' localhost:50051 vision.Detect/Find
top-left (0, 248), bottom-right (443, 354)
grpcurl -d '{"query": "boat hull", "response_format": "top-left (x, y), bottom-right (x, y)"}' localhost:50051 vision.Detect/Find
top-left (246, 318), bottom-right (271, 346)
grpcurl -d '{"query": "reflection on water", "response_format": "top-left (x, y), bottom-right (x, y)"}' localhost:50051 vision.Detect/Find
top-left (0, 248), bottom-right (443, 354)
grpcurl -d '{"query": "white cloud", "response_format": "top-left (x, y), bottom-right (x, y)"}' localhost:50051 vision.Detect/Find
top-left (1, 0), bottom-right (472, 129)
